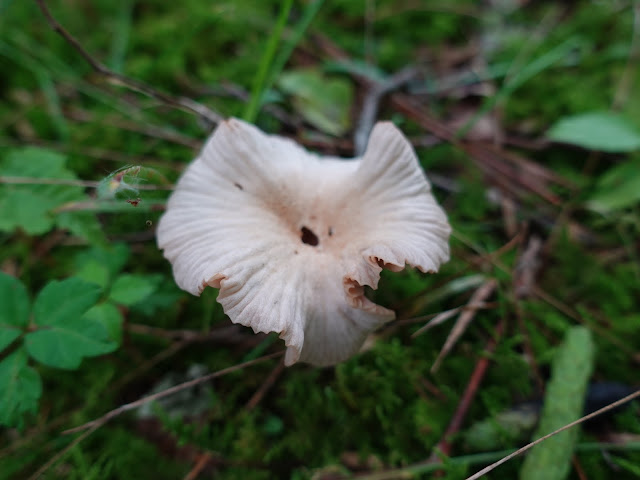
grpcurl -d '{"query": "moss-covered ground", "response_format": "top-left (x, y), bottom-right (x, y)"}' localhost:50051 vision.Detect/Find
top-left (1, 1), bottom-right (639, 479)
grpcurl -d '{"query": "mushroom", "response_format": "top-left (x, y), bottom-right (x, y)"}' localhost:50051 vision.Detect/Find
top-left (157, 118), bottom-right (451, 366)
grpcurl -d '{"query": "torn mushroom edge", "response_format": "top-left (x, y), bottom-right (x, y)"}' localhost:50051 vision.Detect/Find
top-left (200, 251), bottom-right (444, 366)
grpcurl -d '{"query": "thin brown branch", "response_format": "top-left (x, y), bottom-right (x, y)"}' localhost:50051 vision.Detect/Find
top-left (0, 176), bottom-right (173, 190)
top-left (245, 358), bottom-right (286, 411)
top-left (465, 389), bottom-right (640, 480)
top-left (432, 317), bottom-right (505, 460)
top-left (410, 302), bottom-right (492, 337)
top-left (390, 94), bottom-right (563, 205)
top-left (66, 108), bottom-right (202, 149)
top-left (52, 200), bottom-right (167, 213)
top-left (34, 0), bottom-right (223, 127)
top-left (0, 138), bottom-right (184, 171)
top-left (63, 351), bottom-right (284, 435)
top-left (110, 340), bottom-right (189, 392)
top-left (182, 453), bottom-right (214, 480)
top-left (513, 235), bottom-right (543, 299)
top-left (354, 66), bottom-right (418, 155)
top-left (27, 424), bottom-right (101, 480)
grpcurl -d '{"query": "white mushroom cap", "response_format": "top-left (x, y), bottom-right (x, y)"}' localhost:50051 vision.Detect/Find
top-left (157, 118), bottom-right (451, 366)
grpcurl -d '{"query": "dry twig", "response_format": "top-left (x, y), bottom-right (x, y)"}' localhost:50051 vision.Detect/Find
top-left (513, 235), bottom-right (543, 299)
top-left (431, 317), bottom-right (505, 460)
top-left (35, 0), bottom-right (223, 127)
top-left (182, 453), bottom-right (214, 480)
top-left (63, 351), bottom-right (283, 435)
top-left (245, 358), bottom-right (286, 411)
top-left (430, 278), bottom-right (498, 373)
top-left (0, 176), bottom-right (173, 190)
top-left (354, 66), bottom-right (418, 155)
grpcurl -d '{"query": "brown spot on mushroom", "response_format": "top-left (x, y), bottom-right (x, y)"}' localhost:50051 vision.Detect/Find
top-left (234, 182), bottom-right (244, 190)
top-left (300, 226), bottom-right (319, 246)
top-left (328, 227), bottom-right (333, 236)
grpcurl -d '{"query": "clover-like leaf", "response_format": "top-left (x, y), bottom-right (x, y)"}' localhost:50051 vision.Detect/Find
top-left (109, 274), bottom-right (157, 306)
top-left (56, 211), bottom-right (106, 244)
top-left (83, 302), bottom-right (124, 344)
top-left (24, 317), bottom-right (116, 369)
top-left (0, 148), bottom-right (100, 236)
top-left (0, 348), bottom-right (42, 428)
top-left (32, 277), bottom-right (102, 328)
top-left (74, 244), bottom-right (130, 282)
top-left (24, 277), bottom-right (113, 369)
top-left (0, 273), bottom-right (30, 351)
top-left (0, 190), bottom-right (55, 235)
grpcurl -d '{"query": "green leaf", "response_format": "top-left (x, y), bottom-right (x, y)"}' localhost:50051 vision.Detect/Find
top-left (24, 317), bottom-right (116, 369)
top-left (56, 211), bottom-right (106, 244)
top-left (0, 190), bottom-right (55, 235)
top-left (75, 261), bottom-right (111, 289)
top-left (0, 148), bottom-right (92, 235)
top-left (278, 69), bottom-right (353, 136)
top-left (25, 277), bottom-right (111, 369)
top-left (586, 160), bottom-right (640, 213)
top-left (1, 148), bottom-right (82, 204)
top-left (109, 274), bottom-right (157, 306)
top-left (84, 303), bottom-right (124, 344)
top-left (547, 112), bottom-right (640, 152)
top-left (75, 244), bottom-right (130, 281)
top-left (520, 326), bottom-right (595, 480)
top-left (0, 348), bottom-right (42, 428)
top-left (0, 273), bottom-right (30, 351)
top-left (32, 277), bottom-right (102, 328)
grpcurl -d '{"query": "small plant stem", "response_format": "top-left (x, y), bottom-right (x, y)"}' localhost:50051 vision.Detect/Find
top-left (0, 176), bottom-right (173, 190)
top-left (243, 0), bottom-right (294, 123)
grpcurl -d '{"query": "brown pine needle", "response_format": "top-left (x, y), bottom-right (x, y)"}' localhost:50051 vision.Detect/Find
top-left (431, 278), bottom-right (498, 373)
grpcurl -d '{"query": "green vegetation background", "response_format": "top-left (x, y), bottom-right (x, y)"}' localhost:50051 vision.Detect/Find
top-left (1, 1), bottom-right (639, 479)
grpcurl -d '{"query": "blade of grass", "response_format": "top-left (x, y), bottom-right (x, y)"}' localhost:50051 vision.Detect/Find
top-left (265, 0), bottom-right (325, 92)
top-left (108, 0), bottom-right (133, 74)
top-left (36, 70), bottom-right (69, 139)
top-left (0, 40), bottom-right (68, 138)
top-left (0, 36), bottom-right (146, 121)
top-left (243, 0), bottom-right (294, 123)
